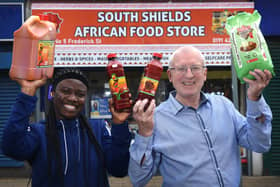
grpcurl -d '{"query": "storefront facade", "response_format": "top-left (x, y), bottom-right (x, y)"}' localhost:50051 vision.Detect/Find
top-left (30, 1), bottom-right (250, 114)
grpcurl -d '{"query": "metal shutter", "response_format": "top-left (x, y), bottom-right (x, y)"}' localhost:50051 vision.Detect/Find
top-left (0, 72), bottom-right (23, 167)
top-left (263, 38), bottom-right (280, 175)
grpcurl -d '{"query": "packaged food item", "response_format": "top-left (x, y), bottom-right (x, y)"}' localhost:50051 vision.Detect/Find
top-left (136, 53), bottom-right (163, 110)
top-left (9, 14), bottom-right (58, 80)
top-left (225, 10), bottom-right (275, 83)
top-left (106, 53), bottom-right (131, 112)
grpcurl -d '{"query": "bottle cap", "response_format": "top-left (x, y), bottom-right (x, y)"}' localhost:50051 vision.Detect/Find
top-left (47, 14), bottom-right (59, 25)
top-left (38, 14), bottom-right (49, 21)
top-left (152, 53), bottom-right (163, 60)
top-left (107, 53), bottom-right (117, 60)
top-left (38, 14), bottom-right (59, 30)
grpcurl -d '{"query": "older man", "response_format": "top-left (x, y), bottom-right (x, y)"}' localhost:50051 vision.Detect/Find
top-left (129, 45), bottom-right (272, 187)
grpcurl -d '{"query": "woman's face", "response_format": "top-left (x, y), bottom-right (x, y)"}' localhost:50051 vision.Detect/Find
top-left (53, 79), bottom-right (87, 120)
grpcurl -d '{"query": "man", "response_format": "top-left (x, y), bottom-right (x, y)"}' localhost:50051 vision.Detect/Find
top-left (129, 45), bottom-right (272, 187)
top-left (2, 68), bottom-right (131, 187)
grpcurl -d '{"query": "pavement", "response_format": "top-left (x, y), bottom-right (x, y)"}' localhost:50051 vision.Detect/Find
top-left (0, 176), bottom-right (280, 187)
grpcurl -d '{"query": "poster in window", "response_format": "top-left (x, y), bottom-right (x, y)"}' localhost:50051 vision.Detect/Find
top-left (90, 97), bottom-right (112, 119)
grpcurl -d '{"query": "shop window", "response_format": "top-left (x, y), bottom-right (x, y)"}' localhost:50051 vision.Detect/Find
top-left (203, 68), bottom-right (232, 101)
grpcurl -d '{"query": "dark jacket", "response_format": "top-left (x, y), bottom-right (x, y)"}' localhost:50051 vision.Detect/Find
top-left (1, 92), bottom-right (131, 187)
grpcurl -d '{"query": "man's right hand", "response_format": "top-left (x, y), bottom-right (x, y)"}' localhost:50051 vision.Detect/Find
top-left (15, 76), bottom-right (48, 96)
top-left (132, 99), bottom-right (155, 137)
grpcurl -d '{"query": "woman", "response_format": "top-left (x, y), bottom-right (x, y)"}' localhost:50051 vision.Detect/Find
top-left (2, 68), bottom-right (131, 187)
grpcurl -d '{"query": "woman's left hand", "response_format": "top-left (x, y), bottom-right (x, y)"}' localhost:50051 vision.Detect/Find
top-left (109, 98), bottom-right (132, 124)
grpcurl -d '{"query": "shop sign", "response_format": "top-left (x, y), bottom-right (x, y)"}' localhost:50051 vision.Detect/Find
top-left (31, 2), bottom-right (254, 67)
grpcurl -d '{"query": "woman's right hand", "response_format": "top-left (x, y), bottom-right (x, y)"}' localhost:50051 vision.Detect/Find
top-left (15, 76), bottom-right (48, 96)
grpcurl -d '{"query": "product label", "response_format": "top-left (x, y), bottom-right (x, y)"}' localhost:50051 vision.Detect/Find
top-left (138, 76), bottom-right (159, 96)
top-left (225, 10), bottom-right (275, 84)
top-left (109, 74), bottom-right (129, 100)
top-left (37, 40), bottom-right (55, 68)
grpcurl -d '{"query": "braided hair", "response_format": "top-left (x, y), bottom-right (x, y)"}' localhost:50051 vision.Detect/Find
top-left (45, 68), bottom-right (109, 186)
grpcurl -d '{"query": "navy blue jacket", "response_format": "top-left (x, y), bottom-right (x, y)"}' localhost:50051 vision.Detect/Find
top-left (1, 92), bottom-right (131, 187)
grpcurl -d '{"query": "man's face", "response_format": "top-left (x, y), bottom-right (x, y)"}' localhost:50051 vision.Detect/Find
top-left (53, 79), bottom-right (87, 120)
top-left (167, 50), bottom-right (207, 102)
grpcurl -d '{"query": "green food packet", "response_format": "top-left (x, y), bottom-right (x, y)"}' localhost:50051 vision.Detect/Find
top-left (225, 10), bottom-right (275, 83)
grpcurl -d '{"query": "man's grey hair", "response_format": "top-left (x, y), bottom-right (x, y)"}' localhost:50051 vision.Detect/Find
top-left (168, 45), bottom-right (206, 69)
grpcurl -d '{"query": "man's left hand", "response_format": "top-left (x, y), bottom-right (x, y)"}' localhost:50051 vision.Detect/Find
top-left (243, 69), bottom-right (272, 101)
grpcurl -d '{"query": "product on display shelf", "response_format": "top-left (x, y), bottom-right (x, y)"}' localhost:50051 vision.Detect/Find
top-left (136, 53), bottom-right (163, 110)
top-left (9, 14), bottom-right (58, 80)
top-left (225, 10), bottom-right (275, 83)
top-left (106, 53), bottom-right (131, 112)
